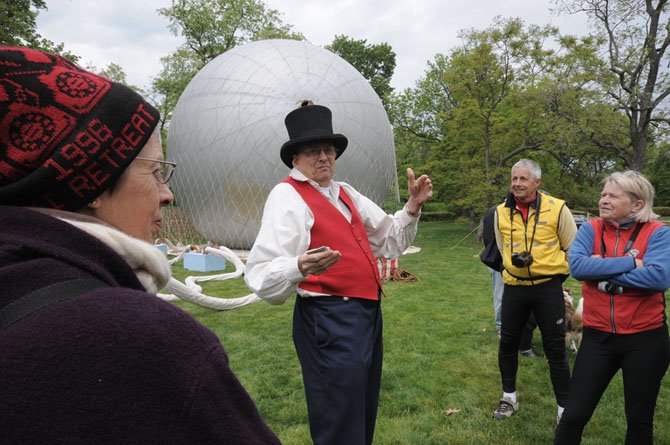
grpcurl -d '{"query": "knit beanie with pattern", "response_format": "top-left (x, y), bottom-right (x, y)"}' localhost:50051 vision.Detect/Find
top-left (0, 46), bottom-right (160, 211)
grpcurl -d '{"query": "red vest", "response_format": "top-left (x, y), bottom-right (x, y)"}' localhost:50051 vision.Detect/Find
top-left (285, 177), bottom-right (382, 300)
top-left (582, 219), bottom-right (666, 334)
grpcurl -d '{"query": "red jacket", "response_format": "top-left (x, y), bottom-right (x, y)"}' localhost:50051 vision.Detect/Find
top-left (576, 218), bottom-right (668, 334)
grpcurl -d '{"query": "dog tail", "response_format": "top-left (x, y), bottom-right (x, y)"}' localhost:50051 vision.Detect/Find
top-left (572, 297), bottom-right (584, 329)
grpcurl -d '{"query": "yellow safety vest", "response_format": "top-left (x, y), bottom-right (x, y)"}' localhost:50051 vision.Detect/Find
top-left (496, 193), bottom-right (570, 286)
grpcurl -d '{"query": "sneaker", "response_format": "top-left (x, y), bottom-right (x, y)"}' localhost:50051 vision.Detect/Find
top-left (492, 397), bottom-right (519, 420)
top-left (519, 348), bottom-right (541, 358)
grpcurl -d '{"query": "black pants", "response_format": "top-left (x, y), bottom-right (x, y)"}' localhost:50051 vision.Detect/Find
top-left (293, 296), bottom-right (383, 445)
top-left (518, 313), bottom-right (537, 351)
top-left (499, 277), bottom-right (570, 406)
top-left (554, 326), bottom-right (670, 445)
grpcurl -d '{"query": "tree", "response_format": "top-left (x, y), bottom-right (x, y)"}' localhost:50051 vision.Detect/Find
top-left (445, 20), bottom-right (562, 186)
top-left (390, 19), bottom-right (560, 215)
top-left (150, 49), bottom-right (202, 132)
top-left (389, 18), bottom-right (625, 221)
top-left (556, 0), bottom-right (670, 171)
top-left (153, 0), bottom-right (303, 128)
top-left (326, 35), bottom-right (396, 104)
top-left (0, 0), bottom-right (76, 60)
top-left (387, 54), bottom-right (453, 146)
top-left (0, 0), bottom-right (46, 46)
top-left (97, 63), bottom-right (128, 84)
top-left (88, 62), bottom-right (146, 97)
top-left (645, 141), bottom-right (670, 205)
top-left (157, 0), bottom-right (302, 65)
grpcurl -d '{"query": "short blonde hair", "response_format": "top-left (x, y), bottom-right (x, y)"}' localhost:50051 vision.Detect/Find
top-left (602, 170), bottom-right (659, 222)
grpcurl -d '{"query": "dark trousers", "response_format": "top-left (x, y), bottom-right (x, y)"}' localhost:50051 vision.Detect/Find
top-left (293, 296), bottom-right (383, 445)
top-left (554, 326), bottom-right (670, 445)
top-left (499, 277), bottom-right (570, 406)
top-left (518, 313), bottom-right (537, 351)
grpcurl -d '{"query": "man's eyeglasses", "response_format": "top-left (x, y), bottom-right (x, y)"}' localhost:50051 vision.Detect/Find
top-left (300, 145), bottom-right (337, 158)
top-left (135, 157), bottom-right (177, 184)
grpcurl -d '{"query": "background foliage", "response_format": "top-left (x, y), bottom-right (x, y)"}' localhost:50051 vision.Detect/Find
top-left (4, 0), bottom-right (670, 223)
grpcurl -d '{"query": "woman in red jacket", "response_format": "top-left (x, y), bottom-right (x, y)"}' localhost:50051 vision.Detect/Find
top-left (554, 171), bottom-right (670, 445)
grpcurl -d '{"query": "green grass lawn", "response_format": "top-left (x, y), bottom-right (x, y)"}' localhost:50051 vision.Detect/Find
top-left (170, 221), bottom-right (669, 444)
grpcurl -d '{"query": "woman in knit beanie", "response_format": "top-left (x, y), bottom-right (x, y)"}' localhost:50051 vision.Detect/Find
top-left (0, 46), bottom-right (280, 444)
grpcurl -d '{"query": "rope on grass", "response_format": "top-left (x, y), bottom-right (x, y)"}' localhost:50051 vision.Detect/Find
top-left (449, 223), bottom-right (482, 250)
top-left (390, 268), bottom-right (418, 282)
top-left (155, 240), bottom-right (262, 310)
top-left (156, 239), bottom-right (427, 308)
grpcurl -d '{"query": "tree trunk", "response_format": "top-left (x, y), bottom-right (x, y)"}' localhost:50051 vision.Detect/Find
top-left (630, 129), bottom-right (647, 172)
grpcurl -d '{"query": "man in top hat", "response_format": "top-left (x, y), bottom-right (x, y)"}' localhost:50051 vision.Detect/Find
top-left (245, 102), bottom-right (433, 445)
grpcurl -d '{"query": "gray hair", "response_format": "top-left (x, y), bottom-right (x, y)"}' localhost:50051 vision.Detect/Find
top-left (511, 159), bottom-right (542, 180)
top-left (602, 170), bottom-right (659, 222)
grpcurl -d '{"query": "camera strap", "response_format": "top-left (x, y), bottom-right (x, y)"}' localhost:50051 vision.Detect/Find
top-left (510, 193), bottom-right (541, 256)
top-left (600, 222), bottom-right (644, 257)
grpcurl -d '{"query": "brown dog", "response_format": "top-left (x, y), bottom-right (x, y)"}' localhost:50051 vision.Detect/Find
top-left (563, 288), bottom-right (583, 352)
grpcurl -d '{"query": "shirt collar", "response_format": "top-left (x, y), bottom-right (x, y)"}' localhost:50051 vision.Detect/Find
top-left (504, 191), bottom-right (541, 209)
top-left (289, 168), bottom-right (339, 195)
top-left (617, 217), bottom-right (637, 230)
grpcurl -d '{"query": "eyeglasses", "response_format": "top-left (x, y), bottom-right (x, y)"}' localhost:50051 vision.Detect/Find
top-left (135, 157), bottom-right (177, 184)
top-left (300, 145), bottom-right (338, 158)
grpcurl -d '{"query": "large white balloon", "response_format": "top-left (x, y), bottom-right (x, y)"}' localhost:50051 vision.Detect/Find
top-left (167, 39), bottom-right (397, 249)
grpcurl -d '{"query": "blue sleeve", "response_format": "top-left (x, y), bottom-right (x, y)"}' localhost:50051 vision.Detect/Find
top-left (568, 223), bottom-right (636, 281)
top-left (610, 225), bottom-right (670, 292)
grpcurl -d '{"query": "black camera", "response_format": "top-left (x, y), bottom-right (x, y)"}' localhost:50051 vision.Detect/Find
top-left (597, 281), bottom-right (624, 294)
top-left (511, 251), bottom-right (534, 268)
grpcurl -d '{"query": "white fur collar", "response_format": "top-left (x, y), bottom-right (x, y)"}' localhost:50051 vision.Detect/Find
top-left (35, 208), bottom-right (171, 294)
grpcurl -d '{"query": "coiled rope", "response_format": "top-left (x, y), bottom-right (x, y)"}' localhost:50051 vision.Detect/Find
top-left (155, 240), bottom-right (262, 310)
top-left (155, 240), bottom-right (422, 309)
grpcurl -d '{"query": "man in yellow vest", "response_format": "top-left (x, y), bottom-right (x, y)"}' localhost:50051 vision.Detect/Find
top-left (492, 159), bottom-right (577, 423)
top-left (245, 102), bottom-right (433, 445)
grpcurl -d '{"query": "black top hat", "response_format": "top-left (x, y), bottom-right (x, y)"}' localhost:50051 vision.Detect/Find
top-left (280, 104), bottom-right (348, 168)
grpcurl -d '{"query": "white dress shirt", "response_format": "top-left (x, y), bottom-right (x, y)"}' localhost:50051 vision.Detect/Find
top-left (244, 168), bottom-right (420, 305)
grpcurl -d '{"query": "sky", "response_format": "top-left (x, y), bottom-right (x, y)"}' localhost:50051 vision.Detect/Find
top-left (36, 0), bottom-right (590, 93)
